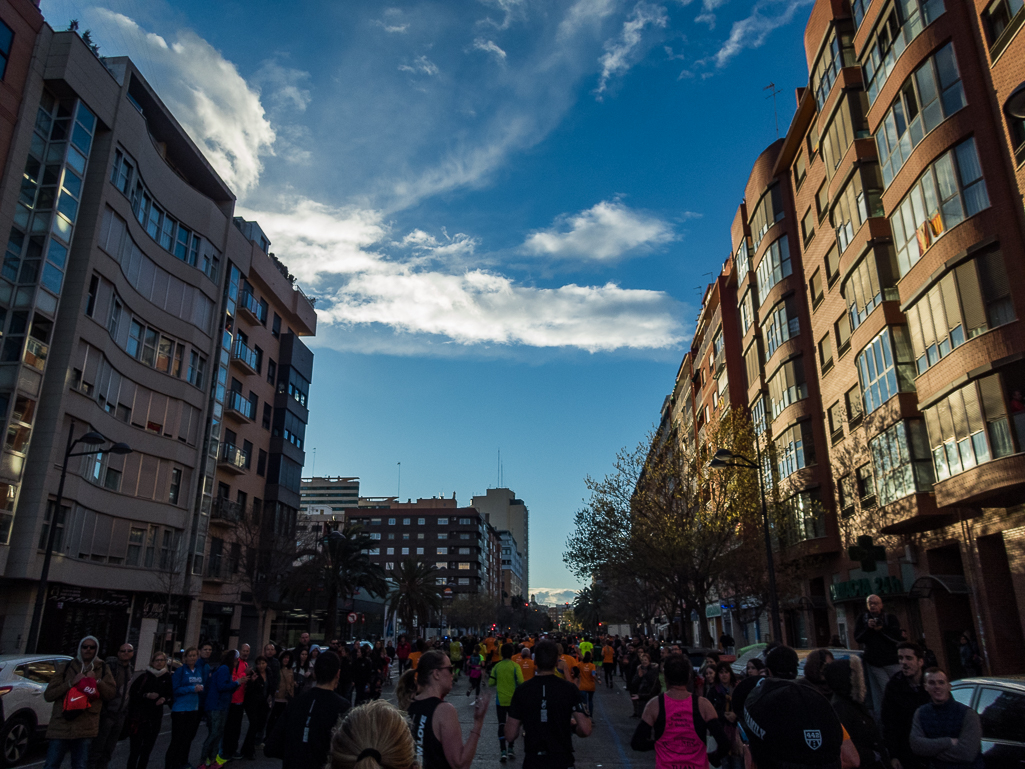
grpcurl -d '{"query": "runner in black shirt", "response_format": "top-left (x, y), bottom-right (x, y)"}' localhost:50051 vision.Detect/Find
top-left (506, 640), bottom-right (591, 769)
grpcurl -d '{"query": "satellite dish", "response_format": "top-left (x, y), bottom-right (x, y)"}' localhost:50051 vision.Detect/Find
top-left (1007, 82), bottom-right (1025, 119)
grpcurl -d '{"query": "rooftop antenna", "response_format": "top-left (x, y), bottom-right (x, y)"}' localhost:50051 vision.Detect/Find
top-left (764, 82), bottom-right (782, 138)
top-left (310, 448), bottom-right (316, 477)
top-left (397, 462), bottom-right (401, 499)
top-left (497, 449), bottom-right (501, 488)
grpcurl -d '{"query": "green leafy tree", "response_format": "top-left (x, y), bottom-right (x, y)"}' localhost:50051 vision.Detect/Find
top-left (388, 559), bottom-right (444, 638)
top-left (572, 584), bottom-right (606, 631)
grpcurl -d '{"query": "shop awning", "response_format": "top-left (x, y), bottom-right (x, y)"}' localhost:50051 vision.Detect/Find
top-left (906, 575), bottom-right (969, 600)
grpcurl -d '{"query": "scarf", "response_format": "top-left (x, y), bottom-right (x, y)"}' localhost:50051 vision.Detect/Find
top-left (146, 666), bottom-right (169, 677)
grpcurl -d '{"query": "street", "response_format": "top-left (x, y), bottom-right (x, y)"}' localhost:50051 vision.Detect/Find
top-left (19, 672), bottom-right (655, 769)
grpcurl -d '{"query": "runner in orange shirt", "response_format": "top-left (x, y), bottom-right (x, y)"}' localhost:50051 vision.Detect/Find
top-left (515, 647), bottom-right (535, 681)
top-left (577, 652), bottom-right (597, 715)
top-left (601, 641), bottom-right (615, 689)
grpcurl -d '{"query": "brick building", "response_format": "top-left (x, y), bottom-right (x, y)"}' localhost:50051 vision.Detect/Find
top-left (665, 0), bottom-right (1025, 675)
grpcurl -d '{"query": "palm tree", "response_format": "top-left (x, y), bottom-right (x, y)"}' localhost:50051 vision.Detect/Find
top-left (388, 559), bottom-right (443, 638)
top-left (285, 524), bottom-right (388, 640)
top-left (573, 584), bottom-right (606, 631)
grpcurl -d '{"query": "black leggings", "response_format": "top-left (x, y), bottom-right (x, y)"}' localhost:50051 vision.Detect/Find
top-left (164, 710), bottom-right (202, 769)
top-left (496, 704), bottom-right (514, 749)
top-left (604, 664), bottom-right (615, 687)
top-left (468, 676), bottom-right (482, 696)
top-left (126, 716), bottom-right (161, 769)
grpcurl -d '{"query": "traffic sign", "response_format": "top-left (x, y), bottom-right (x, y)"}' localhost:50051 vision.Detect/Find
top-left (347, 612), bottom-right (358, 624)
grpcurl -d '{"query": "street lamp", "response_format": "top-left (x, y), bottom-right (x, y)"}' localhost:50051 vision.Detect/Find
top-left (706, 447), bottom-right (783, 643)
top-left (25, 423), bottom-right (132, 653)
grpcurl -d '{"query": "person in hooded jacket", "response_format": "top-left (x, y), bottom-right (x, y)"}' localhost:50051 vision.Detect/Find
top-left (197, 650), bottom-right (241, 769)
top-left (166, 647), bottom-right (206, 769)
top-left (125, 650), bottom-right (173, 769)
top-left (42, 636), bottom-right (117, 769)
top-left (824, 656), bottom-right (890, 769)
top-left (799, 649), bottom-right (835, 699)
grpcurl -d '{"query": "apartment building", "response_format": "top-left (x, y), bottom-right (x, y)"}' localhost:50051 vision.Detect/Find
top-left (471, 487), bottom-right (529, 594)
top-left (0, 25), bottom-right (315, 656)
top-left (499, 530), bottom-right (524, 604)
top-left (666, 0), bottom-right (1025, 675)
top-left (300, 476), bottom-right (360, 514)
top-left (346, 506), bottom-right (502, 598)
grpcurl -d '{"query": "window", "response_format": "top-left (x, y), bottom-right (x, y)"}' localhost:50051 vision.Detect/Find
top-left (846, 383), bottom-right (864, 426)
top-left (272, 313), bottom-right (281, 337)
top-left (857, 464), bottom-right (876, 506)
top-left (739, 290), bottom-right (754, 335)
top-left (891, 138), bottom-right (991, 276)
top-left (776, 422), bottom-right (815, 480)
top-left (756, 235), bottom-right (792, 301)
top-left (833, 168), bottom-right (884, 253)
top-left (816, 183), bottom-right (829, 221)
top-left (403, 518), bottom-right (410, 525)
top-left (836, 313), bottom-right (852, 356)
top-left (257, 449), bottom-right (267, 477)
top-left (812, 29), bottom-right (854, 108)
top-left (924, 374), bottom-right (1016, 481)
top-left (795, 151), bottom-right (807, 189)
top-left (857, 327), bottom-right (916, 414)
top-left (862, 0), bottom-right (946, 105)
top-left (801, 208), bottom-right (815, 245)
top-left (38, 501), bottom-right (68, 552)
top-left (438, 532), bottom-right (448, 539)
top-left (768, 356), bottom-right (808, 419)
top-left (838, 475), bottom-right (856, 517)
top-left (402, 533), bottom-right (409, 540)
top-left (982, 0), bottom-right (1025, 50)
top-left (417, 533), bottom-right (424, 540)
top-left (877, 44), bottom-right (966, 188)
top-left (416, 547), bottom-right (424, 555)
top-left (744, 343), bottom-right (761, 392)
top-left (458, 577), bottom-right (470, 585)
top-left (976, 686), bottom-right (1025, 742)
top-left (779, 491), bottom-right (825, 544)
top-left (762, 297), bottom-right (800, 358)
top-left (870, 420), bottom-right (934, 506)
top-left (852, 0), bottom-right (869, 27)
top-left (825, 246), bottom-right (841, 286)
top-left (808, 123), bottom-right (820, 157)
top-left (819, 333), bottom-right (833, 374)
top-left (810, 270), bottom-right (824, 309)
top-left (417, 517), bottom-right (426, 525)
top-left (126, 527), bottom-right (145, 566)
top-left (828, 401), bottom-right (845, 442)
top-left (458, 562), bottom-right (471, 570)
top-left (438, 517), bottom-right (448, 525)
top-left (169, 468), bottom-right (182, 504)
top-left (821, 94), bottom-right (868, 177)
top-left (749, 185), bottom-right (785, 249)
top-left (907, 252), bottom-right (1014, 375)
top-left (401, 547), bottom-right (409, 555)
top-left (735, 239), bottom-right (751, 275)
top-left (459, 518), bottom-right (472, 525)
top-left (842, 247), bottom-right (900, 331)
top-left (438, 547), bottom-right (448, 555)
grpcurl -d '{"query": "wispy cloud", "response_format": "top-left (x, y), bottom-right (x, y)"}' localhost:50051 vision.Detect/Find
top-left (713, 0), bottom-right (814, 68)
top-left (472, 38), bottom-right (507, 61)
top-left (399, 54), bottom-right (440, 76)
top-left (523, 200), bottom-right (675, 261)
top-left (477, 0), bottom-right (528, 30)
top-left (532, 588), bottom-right (579, 605)
top-left (92, 9), bottom-right (274, 197)
top-left (239, 196), bottom-right (685, 354)
top-left (694, 0), bottom-right (729, 28)
top-left (595, 1), bottom-right (668, 98)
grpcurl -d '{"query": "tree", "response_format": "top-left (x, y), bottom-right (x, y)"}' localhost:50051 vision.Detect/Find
top-left (572, 585), bottom-right (606, 631)
top-left (388, 559), bottom-right (444, 638)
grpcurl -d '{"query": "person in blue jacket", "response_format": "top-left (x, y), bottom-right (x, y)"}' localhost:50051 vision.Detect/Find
top-left (164, 648), bottom-right (205, 769)
top-left (197, 650), bottom-right (241, 769)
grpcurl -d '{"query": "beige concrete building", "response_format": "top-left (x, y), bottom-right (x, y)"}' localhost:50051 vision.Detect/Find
top-left (471, 487), bottom-right (529, 594)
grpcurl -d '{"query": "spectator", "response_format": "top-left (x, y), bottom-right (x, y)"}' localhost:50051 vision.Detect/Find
top-left (43, 636), bottom-right (116, 769)
top-left (166, 647), bottom-right (205, 769)
top-left (219, 643), bottom-right (250, 762)
top-left (910, 669), bottom-right (982, 769)
top-left (267, 650), bottom-right (295, 737)
top-left (824, 657), bottom-right (889, 769)
top-left (881, 643), bottom-right (931, 769)
top-left (327, 700), bottom-right (416, 769)
top-left (765, 646), bottom-right (800, 680)
top-left (800, 649), bottom-right (836, 699)
top-left (854, 595), bottom-right (902, 718)
top-left (197, 650), bottom-right (241, 769)
top-left (396, 635), bottom-right (411, 675)
top-left (125, 650), bottom-right (173, 769)
top-left (240, 656), bottom-right (271, 759)
top-left (746, 658), bottom-right (768, 678)
top-left (88, 642), bottom-right (135, 769)
top-left (957, 633), bottom-right (983, 678)
top-left (265, 651), bottom-right (350, 769)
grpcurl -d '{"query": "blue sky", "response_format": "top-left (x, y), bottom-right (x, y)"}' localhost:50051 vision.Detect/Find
top-left (46, 0), bottom-right (815, 603)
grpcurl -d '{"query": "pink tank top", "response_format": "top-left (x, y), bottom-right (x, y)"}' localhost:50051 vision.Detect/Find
top-left (655, 694), bottom-right (708, 769)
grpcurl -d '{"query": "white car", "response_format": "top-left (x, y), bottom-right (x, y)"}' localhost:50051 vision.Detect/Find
top-left (0, 654), bottom-right (72, 766)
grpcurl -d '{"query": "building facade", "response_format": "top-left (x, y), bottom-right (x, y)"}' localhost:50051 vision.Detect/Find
top-left (0, 25), bottom-right (315, 657)
top-left (300, 476), bottom-right (360, 514)
top-left (499, 530), bottom-right (524, 603)
top-left (664, 0), bottom-right (1025, 675)
top-left (471, 487), bottom-right (529, 595)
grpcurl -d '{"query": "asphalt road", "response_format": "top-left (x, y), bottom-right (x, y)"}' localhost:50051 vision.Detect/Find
top-left (19, 670), bottom-right (656, 769)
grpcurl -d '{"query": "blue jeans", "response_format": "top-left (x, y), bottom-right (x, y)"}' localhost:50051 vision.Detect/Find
top-left (580, 690), bottom-right (594, 715)
top-left (44, 738), bottom-right (90, 769)
top-left (200, 709), bottom-right (228, 763)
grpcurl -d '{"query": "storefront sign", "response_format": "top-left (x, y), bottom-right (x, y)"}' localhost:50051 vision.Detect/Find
top-left (829, 575), bottom-right (904, 603)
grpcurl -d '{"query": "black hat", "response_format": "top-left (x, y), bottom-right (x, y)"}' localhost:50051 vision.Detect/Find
top-left (765, 645), bottom-right (799, 680)
top-left (743, 679), bottom-right (843, 768)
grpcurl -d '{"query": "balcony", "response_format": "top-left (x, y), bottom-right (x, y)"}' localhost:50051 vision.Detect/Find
top-left (225, 390), bottom-right (254, 423)
top-left (211, 496), bottom-right (244, 523)
top-left (231, 339), bottom-right (259, 374)
top-left (239, 291), bottom-right (265, 323)
top-left (713, 347), bottom-right (726, 376)
top-left (218, 443), bottom-right (248, 474)
top-left (204, 556), bottom-right (234, 582)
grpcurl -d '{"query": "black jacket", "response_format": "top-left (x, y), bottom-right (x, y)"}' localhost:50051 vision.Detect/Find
top-left (881, 672), bottom-right (931, 769)
top-left (265, 687), bottom-right (350, 769)
top-left (854, 611), bottom-right (902, 667)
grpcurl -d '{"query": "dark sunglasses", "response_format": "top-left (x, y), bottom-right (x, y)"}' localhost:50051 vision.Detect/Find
top-left (81, 645), bottom-right (97, 650)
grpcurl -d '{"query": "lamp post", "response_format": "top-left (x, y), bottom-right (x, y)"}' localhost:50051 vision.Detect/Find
top-left (707, 447), bottom-right (783, 643)
top-left (25, 422), bottom-right (133, 653)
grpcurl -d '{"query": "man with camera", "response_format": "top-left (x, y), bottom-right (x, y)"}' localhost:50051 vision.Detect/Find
top-left (854, 594), bottom-right (903, 719)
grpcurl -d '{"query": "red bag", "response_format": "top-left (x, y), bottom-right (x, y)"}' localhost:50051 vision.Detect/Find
top-left (63, 677), bottom-right (98, 720)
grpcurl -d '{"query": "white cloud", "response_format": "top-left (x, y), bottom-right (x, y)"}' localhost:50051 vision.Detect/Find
top-left (713, 0), bottom-right (814, 68)
top-left (472, 38), bottom-right (507, 61)
top-left (253, 59), bottom-right (312, 113)
top-left (238, 196), bottom-right (685, 353)
top-left (595, 1), bottom-right (669, 99)
top-left (93, 9), bottom-right (274, 197)
top-left (695, 0), bottom-right (728, 28)
top-left (477, 0), bottom-right (528, 29)
top-left (532, 588), bottom-right (579, 605)
top-left (523, 200), bottom-right (675, 261)
top-left (399, 55), bottom-right (440, 76)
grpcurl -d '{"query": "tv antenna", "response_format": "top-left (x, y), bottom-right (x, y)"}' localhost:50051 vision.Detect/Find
top-left (765, 82), bottom-right (782, 138)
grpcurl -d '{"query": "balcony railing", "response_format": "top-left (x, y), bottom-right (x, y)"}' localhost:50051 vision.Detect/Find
top-left (211, 497), bottom-right (244, 522)
top-left (232, 339), bottom-right (259, 372)
top-left (239, 291), bottom-right (265, 322)
top-left (226, 390), bottom-right (255, 421)
top-left (219, 443), bottom-right (248, 472)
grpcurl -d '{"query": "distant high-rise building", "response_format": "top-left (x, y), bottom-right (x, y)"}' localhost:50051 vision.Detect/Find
top-left (471, 488), bottom-right (529, 593)
top-left (300, 476), bottom-right (360, 513)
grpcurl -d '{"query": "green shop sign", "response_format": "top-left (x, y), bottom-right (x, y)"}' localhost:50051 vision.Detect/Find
top-left (829, 575), bottom-right (905, 603)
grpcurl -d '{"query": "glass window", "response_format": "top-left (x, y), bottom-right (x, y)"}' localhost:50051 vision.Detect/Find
top-left (735, 239), bottom-right (751, 275)
top-left (891, 138), bottom-right (990, 276)
top-left (750, 185), bottom-right (785, 249)
top-left (833, 168), bottom-right (884, 253)
top-left (870, 420), bottom-right (934, 506)
top-left (762, 296), bottom-right (800, 358)
top-left (768, 356), bottom-right (808, 419)
top-left (812, 29), bottom-right (855, 109)
top-left (752, 395), bottom-right (767, 436)
top-left (857, 327), bottom-right (916, 414)
top-left (819, 333), bottom-right (833, 374)
top-left (776, 422), bottom-right (815, 480)
top-left (740, 290), bottom-right (754, 334)
top-left (843, 247), bottom-right (900, 331)
top-left (923, 376), bottom-right (1007, 481)
top-left (862, 0), bottom-right (947, 105)
top-left (976, 686), bottom-right (1025, 742)
top-left (755, 235), bottom-right (792, 302)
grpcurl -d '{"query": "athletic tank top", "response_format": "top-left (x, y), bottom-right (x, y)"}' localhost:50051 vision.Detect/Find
top-left (408, 697), bottom-right (452, 769)
top-left (655, 693), bottom-right (708, 769)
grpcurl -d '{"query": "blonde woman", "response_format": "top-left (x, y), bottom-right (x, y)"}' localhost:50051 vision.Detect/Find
top-left (327, 699), bottom-right (416, 769)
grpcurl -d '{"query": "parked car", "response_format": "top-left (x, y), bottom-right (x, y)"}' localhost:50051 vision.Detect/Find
top-left (0, 654), bottom-right (72, 767)
top-left (730, 645), bottom-right (863, 677)
top-left (950, 677), bottom-right (1025, 769)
